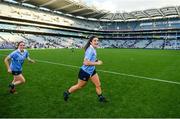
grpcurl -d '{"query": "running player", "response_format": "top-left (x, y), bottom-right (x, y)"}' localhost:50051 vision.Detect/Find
top-left (4, 41), bottom-right (35, 94)
top-left (63, 36), bottom-right (107, 102)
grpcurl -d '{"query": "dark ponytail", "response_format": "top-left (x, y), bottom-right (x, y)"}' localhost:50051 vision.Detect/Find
top-left (84, 36), bottom-right (97, 51)
top-left (16, 41), bottom-right (24, 49)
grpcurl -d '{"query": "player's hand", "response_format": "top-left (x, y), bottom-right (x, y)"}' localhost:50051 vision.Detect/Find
top-left (8, 68), bottom-right (12, 73)
top-left (29, 59), bottom-right (35, 63)
top-left (31, 60), bottom-right (35, 63)
top-left (96, 60), bottom-right (103, 65)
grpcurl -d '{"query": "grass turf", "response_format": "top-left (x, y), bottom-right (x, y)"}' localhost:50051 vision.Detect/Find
top-left (0, 48), bottom-right (180, 118)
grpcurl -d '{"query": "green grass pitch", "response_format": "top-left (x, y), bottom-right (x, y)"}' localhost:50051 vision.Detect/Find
top-left (0, 48), bottom-right (180, 118)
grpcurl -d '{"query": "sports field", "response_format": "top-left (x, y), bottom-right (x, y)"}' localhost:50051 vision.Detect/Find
top-left (0, 48), bottom-right (180, 118)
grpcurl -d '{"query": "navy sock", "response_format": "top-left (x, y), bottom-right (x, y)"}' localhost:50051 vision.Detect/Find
top-left (66, 90), bottom-right (71, 95)
top-left (98, 94), bottom-right (103, 97)
top-left (9, 83), bottom-right (15, 89)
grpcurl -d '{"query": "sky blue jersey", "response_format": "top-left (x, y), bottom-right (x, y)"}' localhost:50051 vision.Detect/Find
top-left (8, 49), bottom-right (29, 71)
top-left (81, 45), bottom-right (97, 75)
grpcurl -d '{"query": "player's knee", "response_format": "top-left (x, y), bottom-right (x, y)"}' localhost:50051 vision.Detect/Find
top-left (21, 79), bottom-right (26, 83)
top-left (78, 85), bottom-right (83, 89)
top-left (77, 84), bottom-right (85, 89)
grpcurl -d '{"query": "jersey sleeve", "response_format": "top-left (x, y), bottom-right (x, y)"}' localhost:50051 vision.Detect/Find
top-left (84, 48), bottom-right (93, 61)
top-left (8, 51), bottom-right (16, 58)
top-left (25, 50), bottom-right (29, 58)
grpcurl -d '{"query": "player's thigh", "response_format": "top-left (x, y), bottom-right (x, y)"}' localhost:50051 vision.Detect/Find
top-left (90, 73), bottom-right (101, 87)
top-left (14, 74), bottom-right (25, 82)
top-left (77, 79), bottom-right (87, 87)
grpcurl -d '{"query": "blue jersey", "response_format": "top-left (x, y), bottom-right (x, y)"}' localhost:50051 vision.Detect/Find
top-left (8, 49), bottom-right (29, 71)
top-left (81, 45), bottom-right (97, 75)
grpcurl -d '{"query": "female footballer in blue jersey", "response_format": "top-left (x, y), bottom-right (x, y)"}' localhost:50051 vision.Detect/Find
top-left (4, 41), bottom-right (35, 94)
top-left (63, 36), bottom-right (107, 102)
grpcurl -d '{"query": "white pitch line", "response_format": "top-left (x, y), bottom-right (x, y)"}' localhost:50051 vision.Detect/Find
top-left (97, 69), bottom-right (180, 85)
top-left (0, 53), bottom-right (180, 85)
top-left (35, 59), bottom-right (180, 85)
top-left (35, 59), bottom-right (79, 68)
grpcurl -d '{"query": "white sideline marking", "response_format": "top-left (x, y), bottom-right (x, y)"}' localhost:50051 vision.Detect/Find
top-left (35, 59), bottom-right (180, 85)
top-left (35, 59), bottom-right (79, 68)
top-left (0, 53), bottom-right (179, 85)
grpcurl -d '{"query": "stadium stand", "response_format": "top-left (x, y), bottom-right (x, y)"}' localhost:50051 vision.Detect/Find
top-left (0, 0), bottom-right (180, 49)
